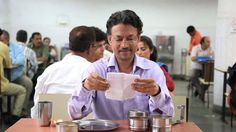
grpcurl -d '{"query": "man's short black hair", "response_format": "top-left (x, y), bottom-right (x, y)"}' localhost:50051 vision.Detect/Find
top-left (90, 26), bottom-right (106, 42)
top-left (186, 25), bottom-right (196, 33)
top-left (31, 32), bottom-right (41, 39)
top-left (1, 30), bottom-right (10, 40)
top-left (106, 9), bottom-right (143, 35)
top-left (69, 26), bottom-right (95, 52)
top-left (16, 30), bottom-right (28, 43)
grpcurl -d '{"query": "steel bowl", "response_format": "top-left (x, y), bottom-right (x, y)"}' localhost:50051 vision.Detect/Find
top-left (128, 110), bottom-right (149, 131)
top-left (56, 121), bottom-right (78, 132)
top-left (150, 115), bottom-right (172, 128)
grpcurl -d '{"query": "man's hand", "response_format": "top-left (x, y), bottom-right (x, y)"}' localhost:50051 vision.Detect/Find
top-left (131, 78), bottom-right (160, 96)
top-left (83, 72), bottom-right (110, 91)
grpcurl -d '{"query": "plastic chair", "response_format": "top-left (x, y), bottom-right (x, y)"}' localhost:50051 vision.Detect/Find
top-left (198, 77), bottom-right (214, 108)
top-left (38, 93), bottom-right (93, 121)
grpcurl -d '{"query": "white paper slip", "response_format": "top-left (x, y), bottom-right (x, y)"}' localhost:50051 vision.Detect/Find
top-left (105, 72), bottom-right (140, 101)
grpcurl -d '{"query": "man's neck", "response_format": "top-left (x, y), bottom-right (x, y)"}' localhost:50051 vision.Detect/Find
top-left (33, 43), bottom-right (41, 48)
top-left (116, 58), bottom-right (134, 73)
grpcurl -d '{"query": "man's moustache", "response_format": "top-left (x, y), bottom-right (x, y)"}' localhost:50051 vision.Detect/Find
top-left (119, 48), bottom-right (132, 52)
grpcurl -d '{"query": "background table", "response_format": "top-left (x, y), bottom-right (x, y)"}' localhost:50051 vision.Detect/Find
top-left (6, 118), bottom-right (202, 132)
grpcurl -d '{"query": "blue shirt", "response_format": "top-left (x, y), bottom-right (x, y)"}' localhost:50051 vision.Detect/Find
top-left (9, 42), bottom-right (25, 81)
top-left (68, 55), bottom-right (174, 120)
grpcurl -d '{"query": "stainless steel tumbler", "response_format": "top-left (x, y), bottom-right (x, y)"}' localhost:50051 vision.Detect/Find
top-left (56, 121), bottom-right (78, 132)
top-left (38, 101), bottom-right (52, 127)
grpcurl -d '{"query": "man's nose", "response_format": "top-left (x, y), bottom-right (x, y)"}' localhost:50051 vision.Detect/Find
top-left (120, 40), bottom-right (129, 47)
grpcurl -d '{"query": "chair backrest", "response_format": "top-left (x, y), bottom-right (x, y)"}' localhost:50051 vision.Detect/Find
top-left (172, 96), bottom-right (189, 123)
top-left (38, 93), bottom-right (71, 121)
top-left (39, 93), bottom-right (94, 122)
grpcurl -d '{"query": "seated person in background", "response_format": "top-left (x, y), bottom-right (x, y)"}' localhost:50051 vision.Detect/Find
top-left (90, 26), bottom-right (107, 60)
top-left (190, 36), bottom-right (214, 100)
top-left (43, 37), bottom-right (58, 65)
top-left (28, 32), bottom-right (49, 69)
top-left (227, 62), bottom-right (236, 115)
top-left (136, 35), bottom-right (175, 95)
top-left (103, 39), bottom-right (113, 58)
top-left (68, 10), bottom-right (174, 120)
top-left (31, 26), bottom-right (106, 118)
top-left (1, 30), bottom-right (33, 116)
top-left (28, 32), bottom-right (49, 97)
top-left (16, 30), bottom-right (38, 79)
top-left (0, 28), bottom-right (26, 125)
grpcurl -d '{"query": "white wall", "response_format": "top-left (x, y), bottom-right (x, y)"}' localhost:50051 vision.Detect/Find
top-left (0, 0), bottom-right (10, 28)
top-left (213, 0), bottom-right (236, 107)
top-left (1, 0), bottom-right (217, 74)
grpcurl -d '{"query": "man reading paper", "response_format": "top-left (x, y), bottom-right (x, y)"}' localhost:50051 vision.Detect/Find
top-left (68, 9), bottom-right (174, 120)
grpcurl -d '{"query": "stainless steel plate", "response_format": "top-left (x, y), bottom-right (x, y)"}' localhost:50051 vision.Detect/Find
top-left (73, 119), bottom-right (119, 131)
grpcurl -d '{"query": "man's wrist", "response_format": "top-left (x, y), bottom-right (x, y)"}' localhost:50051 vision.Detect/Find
top-left (151, 85), bottom-right (161, 96)
top-left (82, 79), bottom-right (90, 91)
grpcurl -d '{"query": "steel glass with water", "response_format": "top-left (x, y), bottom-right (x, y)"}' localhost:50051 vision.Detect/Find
top-left (38, 101), bottom-right (52, 127)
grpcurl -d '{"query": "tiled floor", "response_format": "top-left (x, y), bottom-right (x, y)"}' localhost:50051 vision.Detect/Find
top-left (173, 79), bottom-right (236, 132)
top-left (1, 79), bottom-right (236, 131)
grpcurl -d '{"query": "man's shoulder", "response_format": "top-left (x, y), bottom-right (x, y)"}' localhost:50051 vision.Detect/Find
top-left (138, 59), bottom-right (164, 78)
top-left (89, 57), bottom-right (110, 71)
top-left (27, 43), bottom-right (33, 48)
top-left (41, 43), bottom-right (48, 49)
top-left (43, 61), bottom-right (61, 73)
top-left (192, 44), bottom-right (201, 50)
top-left (25, 47), bottom-right (36, 54)
top-left (0, 42), bottom-right (8, 50)
top-left (136, 56), bottom-right (159, 69)
top-left (94, 57), bottom-right (110, 65)
top-left (195, 31), bottom-right (201, 37)
top-left (10, 42), bottom-right (24, 50)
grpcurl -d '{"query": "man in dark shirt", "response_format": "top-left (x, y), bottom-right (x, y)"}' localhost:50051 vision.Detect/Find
top-left (28, 32), bottom-right (49, 97)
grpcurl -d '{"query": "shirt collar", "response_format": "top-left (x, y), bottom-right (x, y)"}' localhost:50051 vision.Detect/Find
top-left (107, 54), bottom-right (152, 73)
top-left (63, 53), bottom-right (90, 63)
top-left (29, 42), bottom-right (43, 48)
top-left (17, 42), bottom-right (25, 46)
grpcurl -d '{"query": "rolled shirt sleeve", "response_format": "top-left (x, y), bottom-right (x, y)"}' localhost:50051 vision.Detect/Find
top-left (150, 91), bottom-right (174, 116)
top-left (148, 64), bottom-right (174, 116)
top-left (68, 87), bottom-right (94, 120)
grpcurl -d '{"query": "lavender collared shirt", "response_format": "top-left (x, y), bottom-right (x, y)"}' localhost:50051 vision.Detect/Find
top-left (68, 54), bottom-right (174, 120)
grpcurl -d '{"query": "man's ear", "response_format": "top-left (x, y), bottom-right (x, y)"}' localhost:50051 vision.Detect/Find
top-left (88, 45), bottom-right (94, 55)
top-left (137, 35), bottom-right (141, 41)
top-left (107, 35), bottom-right (112, 44)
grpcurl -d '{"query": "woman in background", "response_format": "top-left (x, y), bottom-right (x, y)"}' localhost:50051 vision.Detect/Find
top-left (43, 37), bottom-right (58, 65)
top-left (136, 35), bottom-right (175, 95)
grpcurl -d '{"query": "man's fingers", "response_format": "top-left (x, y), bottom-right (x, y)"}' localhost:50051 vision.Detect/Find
top-left (132, 81), bottom-right (156, 89)
top-left (85, 73), bottom-right (109, 91)
top-left (91, 72), bottom-right (107, 82)
top-left (135, 78), bottom-right (155, 83)
top-left (96, 79), bottom-right (110, 89)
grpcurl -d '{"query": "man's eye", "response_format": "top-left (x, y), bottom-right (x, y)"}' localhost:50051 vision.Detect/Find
top-left (141, 48), bottom-right (146, 51)
top-left (115, 39), bottom-right (122, 42)
top-left (127, 38), bottom-right (134, 41)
